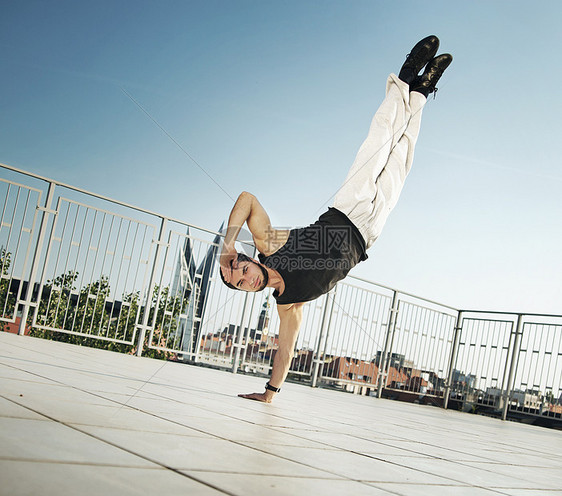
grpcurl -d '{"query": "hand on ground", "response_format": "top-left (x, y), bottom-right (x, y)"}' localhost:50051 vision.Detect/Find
top-left (238, 392), bottom-right (272, 403)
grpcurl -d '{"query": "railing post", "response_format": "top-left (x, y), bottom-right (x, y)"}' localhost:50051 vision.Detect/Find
top-left (311, 287), bottom-right (337, 388)
top-left (135, 217), bottom-right (167, 357)
top-left (231, 290), bottom-right (252, 374)
top-left (443, 311), bottom-right (463, 410)
top-left (193, 314), bottom-right (204, 363)
top-left (501, 314), bottom-right (524, 420)
top-left (377, 291), bottom-right (399, 398)
top-left (18, 182), bottom-right (56, 336)
top-left (231, 245), bottom-right (259, 374)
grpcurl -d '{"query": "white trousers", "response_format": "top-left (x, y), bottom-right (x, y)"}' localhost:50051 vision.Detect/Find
top-left (333, 74), bottom-right (426, 250)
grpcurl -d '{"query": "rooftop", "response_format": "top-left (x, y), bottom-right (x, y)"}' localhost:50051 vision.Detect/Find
top-left (1, 331), bottom-right (561, 496)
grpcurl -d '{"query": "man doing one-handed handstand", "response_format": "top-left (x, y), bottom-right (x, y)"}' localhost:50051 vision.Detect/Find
top-left (220, 36), bottom-right (452, 403)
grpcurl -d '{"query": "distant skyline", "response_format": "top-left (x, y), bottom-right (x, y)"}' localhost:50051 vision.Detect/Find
top-left (2, 1), bottom-right (561, 314)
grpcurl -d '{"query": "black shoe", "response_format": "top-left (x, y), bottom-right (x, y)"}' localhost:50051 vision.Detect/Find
top-left (410, 54), bottom-right (453, 97)
top-left (398, 35), bottom-right (440, 85)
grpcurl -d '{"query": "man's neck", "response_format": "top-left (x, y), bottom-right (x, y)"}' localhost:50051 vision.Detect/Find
top-left (264, 266), bottom-right (285, 294)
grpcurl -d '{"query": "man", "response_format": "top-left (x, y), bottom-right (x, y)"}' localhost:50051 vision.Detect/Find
top-left (220, 36), bottom-right (452, 402)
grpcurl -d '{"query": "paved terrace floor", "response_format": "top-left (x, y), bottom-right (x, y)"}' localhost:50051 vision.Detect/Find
top-left (1, 331), bottom-right (561, 496)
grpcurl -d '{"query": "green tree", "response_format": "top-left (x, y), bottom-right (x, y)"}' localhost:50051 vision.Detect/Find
top-left (74, 276), bottom-right (111, 336)
top-left (35, 270), bottom-right (78, 334)
top-left (29, 270), bottom-right (186, 361)
top-left (0, 249), bottom-right (17, 325)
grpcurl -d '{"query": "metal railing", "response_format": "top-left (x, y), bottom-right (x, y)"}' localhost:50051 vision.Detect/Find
top-left (1, 162), bottom-right (561, 424)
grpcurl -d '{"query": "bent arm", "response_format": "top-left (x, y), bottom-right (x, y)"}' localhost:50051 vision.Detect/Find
top-left (239, 302), bottom-right (304, 403)
top-left (220, 192), bottom-right (275, 282)
top-left (223, 191), bottom-right (274, 249)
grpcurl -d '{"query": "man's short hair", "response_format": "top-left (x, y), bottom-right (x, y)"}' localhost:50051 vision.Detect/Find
top-left (220, 252), bottom-right (254, 290)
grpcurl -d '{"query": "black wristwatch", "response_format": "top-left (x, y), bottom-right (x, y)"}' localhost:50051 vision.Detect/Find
top-left (265, 382), bottom-right (281, 393)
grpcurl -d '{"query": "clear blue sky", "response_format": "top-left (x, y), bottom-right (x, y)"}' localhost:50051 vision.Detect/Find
top-left (1, 1), bottom-right (561, 314)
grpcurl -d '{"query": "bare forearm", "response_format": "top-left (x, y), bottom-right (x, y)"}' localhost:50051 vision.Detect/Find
top-left (269, 348), bottom-right (294, 389)
top-left (224, 192), bottom-right (254, 247)
top-left (254, 349), bottom-right (292, 402)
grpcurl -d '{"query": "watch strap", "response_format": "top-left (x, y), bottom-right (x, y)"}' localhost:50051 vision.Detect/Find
top-left (265, 382), bottom-right (281, 393)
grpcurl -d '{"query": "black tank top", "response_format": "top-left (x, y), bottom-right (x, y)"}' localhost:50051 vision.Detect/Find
top-left (258, 208), bottom-right (367, 305)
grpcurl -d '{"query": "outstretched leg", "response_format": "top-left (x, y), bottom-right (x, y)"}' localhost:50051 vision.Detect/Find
top-left (334, 74), bottom-right (425, 249)
top-left (334, 45), bottom-right (452, 250)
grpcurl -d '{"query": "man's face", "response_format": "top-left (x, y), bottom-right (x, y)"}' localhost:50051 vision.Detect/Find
top-left (230, 257), bottom-right (268, 292)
